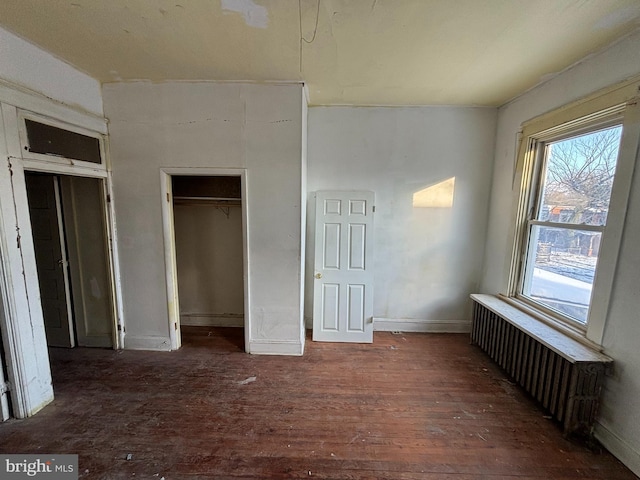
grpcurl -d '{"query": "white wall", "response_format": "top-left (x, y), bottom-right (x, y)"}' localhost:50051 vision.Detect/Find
top-left (0, 25), bottom-right (105, 416)
top-left (480, 30), bottom-right (640, 476)
top-left (307, 106), bottom-right (497, 331)
top-left (0, 27), bottom-right (103, 116)
top-left (174, 204), bottom-right (244, 326)
top-left (102, 82), bottom-right (305, 354)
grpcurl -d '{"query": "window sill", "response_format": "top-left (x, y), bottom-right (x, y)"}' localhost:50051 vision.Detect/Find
top-left (497, 294), bottom-right (604, 353)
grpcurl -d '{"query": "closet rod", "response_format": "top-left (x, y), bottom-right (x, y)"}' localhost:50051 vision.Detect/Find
top-left (173, 196), bottom-right (241, 201)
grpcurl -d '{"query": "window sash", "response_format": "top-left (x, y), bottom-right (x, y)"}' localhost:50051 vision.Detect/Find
top-left (520, 220), bottom-right (603, 329)
top-left (528, 219), bottom-right (604, 232)
top-left (519, 124), bottom-right (621, 326)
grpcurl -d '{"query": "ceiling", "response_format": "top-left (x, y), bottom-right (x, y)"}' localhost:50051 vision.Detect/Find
top-left (1, 0), bottom-right (639, 106)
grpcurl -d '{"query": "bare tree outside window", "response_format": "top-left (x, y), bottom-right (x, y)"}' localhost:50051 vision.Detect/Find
top-left (542, 126), bottom-right (622, 225)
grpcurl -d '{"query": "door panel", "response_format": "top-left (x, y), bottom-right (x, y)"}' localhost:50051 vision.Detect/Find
top-left (347, 284), bottom-right (365, 332)
top-left (321, 283), bottom-right (339, 331)
top-left (25, 173), bottom-right (74, 348)
top-left (60, 176), bottom-right (114, 348)
top-left (349, 224), bottom-right (366, 269)
top-left (313, 191), bottom-right (374, 343)
top-left (323, 224), bottom-right (340, 269)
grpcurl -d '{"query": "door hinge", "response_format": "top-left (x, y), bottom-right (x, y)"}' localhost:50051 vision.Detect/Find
top-left (373, 205), bottom-right (376, 213)
top-left (167, 193), bottom-right (171, 203)
top-left (0, 381), bottom-right (10, 395)
top-left (174, 322), bottom-right (178, 330)
top-left (106, 194), bottom-right (111, 203)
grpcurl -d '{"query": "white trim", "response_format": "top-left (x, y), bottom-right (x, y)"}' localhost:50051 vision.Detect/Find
top-left (248, 339), bottom-right (304, 356)
top-left (159, 167), bottom-right (250, 352)
top-left (594, 421), bottom-right (640, 478)
top-left (18, 133), bottom-right (121, 352)
top-left (0, 78), bottom-right (106, 134)
top-left (104, 170), bottom-right (125, 349)
top-left (124, 335), bottom-right (172, 351)
top-left (373, 318), bottom-right (471, 333)
top-left (528, 220), bottom-right (604, 232)
top-left (587, 101), bottom-right (640, 344)
top-left (20, 158), bottom-right (107, 178)
top-left (299, 89), bottom-right (308, 354)
top-left (17, 110), bottom-right (107, 169)
top-left (159, 171), bottom-right (181, 350)
top-left (0, 103), bottom-right (54, 418)
top-left (52, 176), bottom-right (76, 347)
top-left (519, 76), bottom-right (640, 135)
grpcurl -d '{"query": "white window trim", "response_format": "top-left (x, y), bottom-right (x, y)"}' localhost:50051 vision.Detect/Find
top-left (17, 110), bottom-right (108, 173)
top-left (506, 77), bottom-right (640, 346)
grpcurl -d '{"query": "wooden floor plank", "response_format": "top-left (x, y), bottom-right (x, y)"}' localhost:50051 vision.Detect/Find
top-left (0, 327), bottom-right (635, 479)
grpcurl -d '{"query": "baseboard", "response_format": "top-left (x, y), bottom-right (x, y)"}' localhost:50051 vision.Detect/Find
top-left (373, 318), bottom-right (472, 333)
top-left (248, 339), bottom-right (304, 356)
top-left (181, 313), bottom-right (244, 327)
top-left (594, 421), bottom-right (640, 477)
top-left (304, 318), bottom-right (471, 333)
top-left (124, 335), bottom-right (172, 351)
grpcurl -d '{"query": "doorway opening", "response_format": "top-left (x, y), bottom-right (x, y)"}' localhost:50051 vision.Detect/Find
top-left (24, 172), bottom-right (115, 349)
top-left (171, 175), bottom-right (246, 351)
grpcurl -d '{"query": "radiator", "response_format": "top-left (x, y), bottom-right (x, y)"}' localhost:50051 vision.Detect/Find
top-left (470, 295), bottom-right (612, 438)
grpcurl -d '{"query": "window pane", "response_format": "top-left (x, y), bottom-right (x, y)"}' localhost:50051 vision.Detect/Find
top-left (538, 126), bottom-right (622, 226)
top-left (25, 119), bottom-right (102, 164)
top-left (523, 225), bottom-right (601, 324)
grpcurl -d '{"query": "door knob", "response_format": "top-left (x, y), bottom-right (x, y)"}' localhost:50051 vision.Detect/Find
top-left (315, 273), bottom-right (322, 279)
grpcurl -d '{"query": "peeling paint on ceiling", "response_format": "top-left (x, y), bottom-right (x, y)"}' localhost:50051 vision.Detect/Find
top-left (0, 0), bottom-right (638, 106)
top-left (221, 0), bottom-right (269, 29)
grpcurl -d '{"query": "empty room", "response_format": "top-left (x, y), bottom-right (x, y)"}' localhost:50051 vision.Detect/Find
top-left (0, 1), bottom-right (639, 478)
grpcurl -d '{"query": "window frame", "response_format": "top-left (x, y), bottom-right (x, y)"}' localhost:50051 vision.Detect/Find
top-left (17, 110), bottom-right (108, 174)
top-left (507, 79), bottom-right (640, 346)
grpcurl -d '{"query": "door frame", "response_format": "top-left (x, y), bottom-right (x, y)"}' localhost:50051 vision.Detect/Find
top-left (0, 89), bottom-right (123, 417)
top-left (160, 168), bottom-right (250, 352)
top-left (16, 109), bottom-right (123, 351)
top-left (20, 166), bottom-right (122, 352)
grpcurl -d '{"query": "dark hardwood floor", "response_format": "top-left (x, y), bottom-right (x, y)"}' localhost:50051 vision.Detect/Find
top-left (0, 327), bottom-right (636, 479)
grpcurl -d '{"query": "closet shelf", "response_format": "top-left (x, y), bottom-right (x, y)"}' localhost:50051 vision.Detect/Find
top-left (173, 196), bottom-right (241, 207)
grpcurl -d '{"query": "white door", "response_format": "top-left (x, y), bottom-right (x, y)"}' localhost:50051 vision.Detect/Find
top-left (313, 191), bottom-right (375, 343)
top-left (60, 176), bottom-right (114, 348)
top-left (25, 173), bottom-right (74, 348)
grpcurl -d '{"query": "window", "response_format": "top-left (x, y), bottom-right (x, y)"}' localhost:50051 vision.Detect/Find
top-left (508, 79), bottom-right (640, 344)
top-left (521, 125), bottom-right (622, 325)
top-left (25, 119), bottom-right (102, 164)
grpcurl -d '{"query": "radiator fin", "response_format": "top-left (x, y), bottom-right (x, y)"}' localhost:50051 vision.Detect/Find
top-left (471, 300), bottom-right (607, 437)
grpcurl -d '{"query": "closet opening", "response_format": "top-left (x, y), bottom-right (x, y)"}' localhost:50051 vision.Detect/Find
top-left (171, 175), bottom-right (245, 351)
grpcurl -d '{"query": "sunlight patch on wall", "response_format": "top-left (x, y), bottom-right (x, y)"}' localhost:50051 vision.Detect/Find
top-left (413, 177), bottom-right (455, 208)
